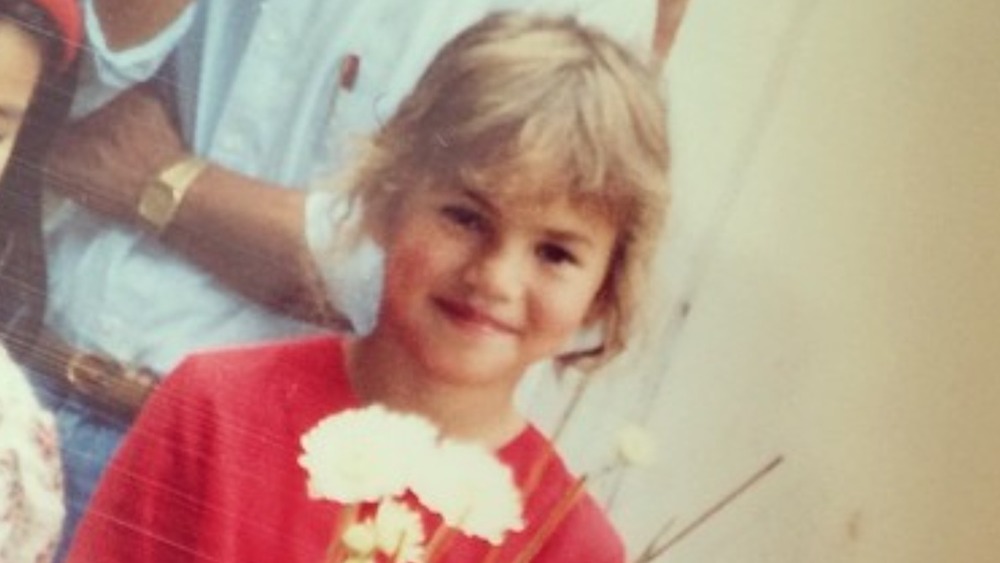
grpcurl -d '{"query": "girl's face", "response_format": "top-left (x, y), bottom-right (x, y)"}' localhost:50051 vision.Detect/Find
top-left (372, 180), bottom-right (617, 389)
top-left (0, 20), bottom-right (43, 180)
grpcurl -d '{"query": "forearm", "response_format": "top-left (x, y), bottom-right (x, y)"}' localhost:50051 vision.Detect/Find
top-left (44, 87), bottom-right (345, 328)
top-left (91, 0), bottom-right (192, 51)
top-left (161, 165), bottom-right (348, 328)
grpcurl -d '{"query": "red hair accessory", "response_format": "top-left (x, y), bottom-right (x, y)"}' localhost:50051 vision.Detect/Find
top-left (31, 0), bottom-right (82, 69)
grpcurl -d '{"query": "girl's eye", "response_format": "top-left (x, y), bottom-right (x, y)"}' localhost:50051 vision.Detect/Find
top-left (537, 242), bottom-right (579, 266)
top-left (441, 204), bottom-right (487, 232)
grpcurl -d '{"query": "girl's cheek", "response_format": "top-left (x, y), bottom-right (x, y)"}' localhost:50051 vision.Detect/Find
top-left (535, 278), bottom-right (605, 333)
top-left (388, 242), bottom-right (427, 281)
top-left (387, 234), bottom-right (452, 287)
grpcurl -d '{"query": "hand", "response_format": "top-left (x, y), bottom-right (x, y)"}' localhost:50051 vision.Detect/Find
top-left (43, 84), bottom-right (187, 225)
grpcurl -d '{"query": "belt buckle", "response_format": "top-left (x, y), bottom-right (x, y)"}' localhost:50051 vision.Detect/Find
top-left (65, 351), bottom-right (156, 420)
top-left (65, 351), bottom-right (114, 387)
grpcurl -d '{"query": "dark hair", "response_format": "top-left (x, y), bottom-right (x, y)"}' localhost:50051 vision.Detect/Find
top-left (1, 0), bottom-right (64, 73)
top-left (0, 0), bottom-right (77, 353)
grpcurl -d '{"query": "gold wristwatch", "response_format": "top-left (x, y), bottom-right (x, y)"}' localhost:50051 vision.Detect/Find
top-left (137, 156), bottom-right (208, 233)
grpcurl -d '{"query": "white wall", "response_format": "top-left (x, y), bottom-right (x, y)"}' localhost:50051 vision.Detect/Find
top-left (525, 0), bottom-right (1000, 560)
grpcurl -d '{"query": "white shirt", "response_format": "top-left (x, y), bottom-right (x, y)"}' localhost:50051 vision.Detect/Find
top-left (44, 0), bottom-right (655, 374)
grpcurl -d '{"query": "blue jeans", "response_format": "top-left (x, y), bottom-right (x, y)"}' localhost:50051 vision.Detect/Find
top-left (28, 371), bottom-right (129, 562)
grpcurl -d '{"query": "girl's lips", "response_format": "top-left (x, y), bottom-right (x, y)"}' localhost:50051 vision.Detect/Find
top-left (434, 298), bottom-right (518, 335)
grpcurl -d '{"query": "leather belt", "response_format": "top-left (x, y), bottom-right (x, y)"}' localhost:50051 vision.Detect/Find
top-left (9, 328), bottom-right (159, 421)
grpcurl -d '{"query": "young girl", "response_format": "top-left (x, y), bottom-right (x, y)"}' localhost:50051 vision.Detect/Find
top-left (67, 12), bottom-right (669, 563)
top-left (0, 0), bottom-right (80, 560)
top-left (1, 0), bottom-right (79, 340)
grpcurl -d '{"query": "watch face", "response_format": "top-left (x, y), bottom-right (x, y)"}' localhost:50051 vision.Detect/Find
top-left (138, 182), bottom-right (176, 227)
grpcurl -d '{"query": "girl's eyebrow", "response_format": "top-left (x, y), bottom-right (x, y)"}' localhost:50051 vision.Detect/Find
top-left (457, 187), bottom-right (498, 214)
top-left (542, 228), bottom-right (595, 249)
top-left (457, 187), bottom-right (600, 248)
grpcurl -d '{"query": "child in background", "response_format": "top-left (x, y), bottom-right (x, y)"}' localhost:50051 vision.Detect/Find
top-left (0, 348), bottom-right (63, 562)
top-left (0, 0), bottom-right (76, 178)
top-left (0, 0), bottom-right (80, 560)
top-left (68, 12), bottom-right (669, 563)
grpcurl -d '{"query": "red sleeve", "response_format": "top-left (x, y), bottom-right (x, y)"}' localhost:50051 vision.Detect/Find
top-left (533, 494), bottom-right (626, 563)
top-left (66, 356), bottom-right (216, 563)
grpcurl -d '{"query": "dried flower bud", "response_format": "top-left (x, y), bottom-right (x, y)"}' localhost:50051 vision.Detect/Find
top-left (342, 522), bottom-right (377, 556)
top-left (616, 423), bottom-right (657, 467)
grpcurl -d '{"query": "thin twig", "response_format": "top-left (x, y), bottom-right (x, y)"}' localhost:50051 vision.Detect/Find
top-left (635, 518), bottom-right (677, 562)
top-left (513, 476), bottom-right (588, 563)
top-left (549, 372), bottom-right (593, 444)
top-left (638, 455), bottom-right (784, 562)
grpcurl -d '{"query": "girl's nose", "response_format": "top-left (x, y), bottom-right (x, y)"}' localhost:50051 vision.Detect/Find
top-left (461, 242), bottom-right (527, 302)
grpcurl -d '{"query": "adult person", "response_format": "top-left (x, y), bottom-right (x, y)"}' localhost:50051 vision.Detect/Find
top-left (29, 0), bottom-right (657, 553)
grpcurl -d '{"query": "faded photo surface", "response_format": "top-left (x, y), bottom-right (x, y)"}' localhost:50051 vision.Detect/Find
top-left (2, 0), bottom-right (999, 562)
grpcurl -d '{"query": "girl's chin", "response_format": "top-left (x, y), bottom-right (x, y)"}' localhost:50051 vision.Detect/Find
top-left (416, 349), bottom-right (523, 387)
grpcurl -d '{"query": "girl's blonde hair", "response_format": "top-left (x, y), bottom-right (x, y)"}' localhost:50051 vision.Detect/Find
top-left (351, 11), bottom-right (670, 370)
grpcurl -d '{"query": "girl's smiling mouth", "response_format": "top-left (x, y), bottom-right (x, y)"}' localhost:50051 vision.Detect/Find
top-left (433, 297), bottom-right (520, 336)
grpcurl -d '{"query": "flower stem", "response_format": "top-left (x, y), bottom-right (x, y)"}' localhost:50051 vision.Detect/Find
top-left (387, 530), bottom-right (408, 563)
top-left (549, 372), bottom-right (593, 444)
top-left (423, 524), bottom-right (455, 563)
top-left (326, 504), bottom-right (359, 563)
top-left (635, 455), bottom-right (784, 562)
top-left (513, 476), bottom-right (587, 563)
top-left (480, 547), bottom-right (503, 563)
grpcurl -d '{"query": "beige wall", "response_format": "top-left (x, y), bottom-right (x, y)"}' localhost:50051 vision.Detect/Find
top-left (524, 0), bottom-right (1000, 560)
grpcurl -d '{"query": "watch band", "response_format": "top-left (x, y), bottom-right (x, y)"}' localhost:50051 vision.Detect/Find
top-left (137, 156), bottom-right (209, 233)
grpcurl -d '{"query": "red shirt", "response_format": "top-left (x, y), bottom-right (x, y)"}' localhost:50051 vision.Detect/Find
top-left (68, 336), bottom-right (624, 562)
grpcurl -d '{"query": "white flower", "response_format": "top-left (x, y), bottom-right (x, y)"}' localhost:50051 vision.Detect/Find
top-left (341, 522), bottom-right (377, 556)
top-left (373, 499), bottom-right (426, 563)
top-left (616, 423), bottom-right (657, 467)
top-left (299, 405), bottom-right (439, 503)
top-left (299, 404), bottom-right (527, 551)
top-left (409, 439), bottom-right (524, 545)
